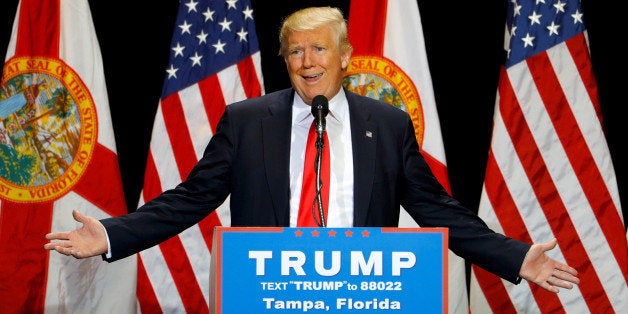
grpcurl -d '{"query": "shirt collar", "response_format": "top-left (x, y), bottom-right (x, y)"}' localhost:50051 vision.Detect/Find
top-left (292, 88), bottom-right (348, 127)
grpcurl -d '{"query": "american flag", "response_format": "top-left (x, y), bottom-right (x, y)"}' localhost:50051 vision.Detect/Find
top-left (469, 0), bottom-right (628, 313)
top-left (135, 0), bottom-right (263, 312)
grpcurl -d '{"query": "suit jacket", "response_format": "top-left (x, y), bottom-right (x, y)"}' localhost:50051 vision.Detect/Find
top-left (102, 88), bottom-right (530, 283)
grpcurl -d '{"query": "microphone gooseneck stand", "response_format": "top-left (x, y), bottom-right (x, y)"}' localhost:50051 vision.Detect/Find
top-left (311, 95), bottom-right (329, 227)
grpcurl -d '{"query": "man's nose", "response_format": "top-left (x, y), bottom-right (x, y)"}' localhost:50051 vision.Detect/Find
top-left (302, 50), bottom-right (314, 68)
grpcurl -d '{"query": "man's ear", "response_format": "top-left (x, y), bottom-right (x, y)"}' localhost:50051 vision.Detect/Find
top-left (341, 54), bottom-right (350, 70)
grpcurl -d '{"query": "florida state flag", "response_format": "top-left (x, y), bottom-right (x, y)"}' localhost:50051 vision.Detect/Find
top-left (0, 0), bottom-right (136, 312)
top-left (344, 1), bottom-right (467, 313)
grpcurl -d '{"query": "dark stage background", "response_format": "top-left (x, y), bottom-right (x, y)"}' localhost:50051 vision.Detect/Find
top-left (0, 1), bottom-right (626, 225)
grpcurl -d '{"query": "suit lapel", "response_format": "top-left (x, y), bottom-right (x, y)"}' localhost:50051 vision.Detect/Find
top-left (261, 89), bottom-right (294, 225)
top-left (346, 91), bottom-right (377, 226)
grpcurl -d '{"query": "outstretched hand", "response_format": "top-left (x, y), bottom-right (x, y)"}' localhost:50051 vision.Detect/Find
top-left (44, 210), bottom-right (108, 259)
top-left (519, 238), bottom-right (580, 293)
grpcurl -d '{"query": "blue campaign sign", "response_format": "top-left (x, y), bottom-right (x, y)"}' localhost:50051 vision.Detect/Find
top-left (210, 227), bottom-right (448, 313)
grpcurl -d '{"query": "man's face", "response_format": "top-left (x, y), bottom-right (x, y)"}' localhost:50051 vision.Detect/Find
top-left (284, 26), bottom-right (350, 105)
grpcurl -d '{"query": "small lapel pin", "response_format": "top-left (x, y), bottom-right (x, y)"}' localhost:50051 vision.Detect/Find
top-left (365, 131), bottom-right (372, 138)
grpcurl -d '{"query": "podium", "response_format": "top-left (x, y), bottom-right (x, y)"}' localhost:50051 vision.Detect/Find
top-left (209, 227), bottom-right (448, 313)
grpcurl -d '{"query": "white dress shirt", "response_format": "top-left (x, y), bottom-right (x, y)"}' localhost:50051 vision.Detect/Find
top-left (289, 89), bottom-right (354, 227)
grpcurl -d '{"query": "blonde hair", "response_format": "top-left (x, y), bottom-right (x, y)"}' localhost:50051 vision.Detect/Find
top-left (278, 7), bottom-right (353, 57)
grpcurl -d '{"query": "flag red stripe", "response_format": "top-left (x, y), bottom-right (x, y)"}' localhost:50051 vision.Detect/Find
top-left (347, 0), bottom-right (387, 55)
top-left (72, 144), bottom-right (128, 216)
top-left (471, 151), bottom-right (519, 312)
top-left (197, 75), bottom-right (226, 134)
top-left (483, 150), bottom-right (564, 312)
top-left (472, 265), bottom-right (517, 313)
top-left (141, 121), bottom-right (212, 313)
top-left (529, 47), bottom-right (625, 257)
top-left (566, 35), bottom-right (603, 121)
top-left (484, 151), bottom-right (531, 242)
top-left (136, 257), bottom-right (163, 314)
top-left (565, 36), bottom-right (628, 281)
top-left (138, 52), bottom-right (225, 313)
top-left (142, 152), bottom-right (164, 202)
top-left (420, 149), bottom-right (452, 195)
top-left (0, 201), bottom-right (52, 312)
top-left (137, 154), bottom-right (165, 311)
top-left (237, 56), bottom-right (262, 99)
top-left (494, 67), bottom-right (550, 242)
top-left (500, 68), bottom-right (612, 311)
top-left (197, 211), bottom-right (223, 252)
top-left (161, 94), bottom-right (198, 179)
top-left (15, 0), bottom-right (59, 57)
top-left (159, 237), bottom-right (209, 314)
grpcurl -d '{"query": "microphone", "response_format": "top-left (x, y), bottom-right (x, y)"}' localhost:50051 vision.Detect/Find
top-left (311, 95), bottom-right (328, 227)
top-left (311, 95), bottom-right (329, 141)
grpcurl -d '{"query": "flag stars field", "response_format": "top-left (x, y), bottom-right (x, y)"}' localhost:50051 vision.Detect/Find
top-left (506, 0), bottom-right (585, 67)
top-left (162, 1), bottom-right (258, 97)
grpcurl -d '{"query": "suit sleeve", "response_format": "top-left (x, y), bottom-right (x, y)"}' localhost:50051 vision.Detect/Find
top-left (398, 116), bottom-right (530, 284)
top-left (100, 108), bottom-right (236, 262)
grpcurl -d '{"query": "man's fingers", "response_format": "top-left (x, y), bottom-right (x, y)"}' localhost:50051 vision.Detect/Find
top-left (539, 266), bottom-right (578, 293)
top-left (554, 270), bottom-right (580, 284)
top-left (47, 244), bottom-right (83, 258)
top-left (547, 275), bottom-right (574, 290)
top-left (544, 283), bottom-right (560, 293)
top-left (60, 247), bottom-right (80, 258)
top-left (45, 231), bottom-right (70, 240)
top-left (540, 238), bottom-right (557, 252)
top-left (72, 209), bottom-right (85, 222)
top-left (552, 262), bottom-right (579, 284)
top-left (44, 240), bottom-right (70, 250)
top-left (539, 281), bottom-right (559, 293)
top-left (556, 263), bottom-right (579, 276)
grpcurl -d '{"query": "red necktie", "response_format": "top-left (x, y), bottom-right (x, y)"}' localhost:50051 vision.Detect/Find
top-left (297, 121), bottom-right (330, 227)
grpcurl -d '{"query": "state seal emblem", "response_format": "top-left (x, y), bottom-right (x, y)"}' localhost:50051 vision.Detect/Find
top-left (0, 57), bottom-right (97, 203)
top-left (343, 55), bottom-right (425, 146)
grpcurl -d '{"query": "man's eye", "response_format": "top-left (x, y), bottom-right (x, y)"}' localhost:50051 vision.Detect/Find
top-left (315, 47), bottom-right (325, 52)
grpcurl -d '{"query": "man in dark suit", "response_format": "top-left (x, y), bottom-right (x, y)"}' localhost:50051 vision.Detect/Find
top-left (45, 6), bottom-right (579, 292)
